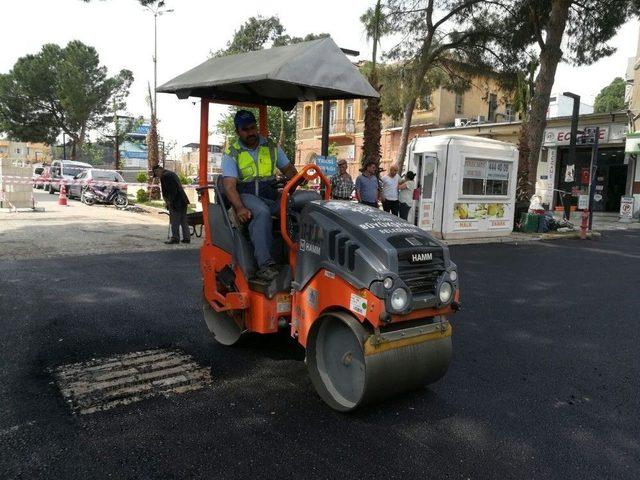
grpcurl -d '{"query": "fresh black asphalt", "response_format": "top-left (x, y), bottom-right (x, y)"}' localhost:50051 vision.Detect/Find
top-left (1, 231), bottom-right (639, 479)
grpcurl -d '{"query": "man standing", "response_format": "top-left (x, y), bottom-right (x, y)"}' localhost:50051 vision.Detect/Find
top-left (330, 159), bottom-right (354, 200)
top-left (221, 110), bottom-right (298, 280)
top-left (381, 164), bottom-right (400, 216)
top-left (152, 164), bottom-right (191, 245)
top-left (355, 160), bottom-right (380, 208)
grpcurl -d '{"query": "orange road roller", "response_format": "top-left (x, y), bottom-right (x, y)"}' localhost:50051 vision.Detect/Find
top-left (158, 37), bottom-right (460, 411)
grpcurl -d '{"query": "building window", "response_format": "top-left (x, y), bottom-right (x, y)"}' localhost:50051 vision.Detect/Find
top-left (304, 105), bottom-right (312, 128)
top-left (329, 101), bottom-right (337, 126)
top-left (358, 99), bottom-right (366, 121)
top-left (16, 148), bottom-right (21, 154)
top-left (314, 104), bottom-right (322, 127)
top-left (462, 158), bottom-right (510, 196)
top-left (455, 93), bottom-right (463, 114)
top-left (505, 103), bottom-right (514, 121)
top-left (418, 94), bottom-right (431, 111)
top-left (345, 100), bottom-right (354, 120)
top-left (488, 93), bottom-right (498, 122)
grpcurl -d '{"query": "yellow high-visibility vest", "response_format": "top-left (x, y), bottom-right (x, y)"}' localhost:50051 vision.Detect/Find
top-left (226, 139), bottom-right (277, 182)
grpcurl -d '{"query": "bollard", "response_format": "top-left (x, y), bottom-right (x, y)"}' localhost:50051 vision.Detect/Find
top-left (579, 210), bottom-right (589, 240)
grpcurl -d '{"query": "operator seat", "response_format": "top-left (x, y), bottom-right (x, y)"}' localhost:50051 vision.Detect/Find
top-left (211, 175), bottom-right (291, 298)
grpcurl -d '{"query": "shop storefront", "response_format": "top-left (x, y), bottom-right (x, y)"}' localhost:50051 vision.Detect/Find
top-left (536, 118), bottom-right (631, 212)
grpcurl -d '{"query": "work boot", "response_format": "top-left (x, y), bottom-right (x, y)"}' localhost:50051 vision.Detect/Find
top-left (255, 260), bottom-right (279, 281)
top-left (181, 238), bottom-right (191, 244)
top-left (164, 238), bottom-right (179, 244)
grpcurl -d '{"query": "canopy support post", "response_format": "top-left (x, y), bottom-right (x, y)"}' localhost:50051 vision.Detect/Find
top-left (199, 99), bottom-right (210, 244)
top-left (199, 100), bottom-right (209, 187)
top-left (321, 100), bottom-right (330, 156)
top-left (259, 105), bottom-right (268, 137)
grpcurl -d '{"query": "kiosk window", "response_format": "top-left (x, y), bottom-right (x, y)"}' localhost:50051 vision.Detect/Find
top-left (462, 158), bottom-right (510, 196)
top-left (422, 160), bottom-right (436, 199)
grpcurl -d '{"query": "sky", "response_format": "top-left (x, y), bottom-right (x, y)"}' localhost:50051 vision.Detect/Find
top-left (0, 0), bottom-right (638, 157)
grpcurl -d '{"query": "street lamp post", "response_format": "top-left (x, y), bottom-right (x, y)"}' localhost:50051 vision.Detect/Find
top-left (563, 91), bottom-right (580, 221)
top-left (145, 4), bottom-right (174, 118)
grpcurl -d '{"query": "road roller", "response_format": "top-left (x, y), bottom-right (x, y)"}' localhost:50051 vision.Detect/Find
top-left (157, 38), bottom-right (460, 411)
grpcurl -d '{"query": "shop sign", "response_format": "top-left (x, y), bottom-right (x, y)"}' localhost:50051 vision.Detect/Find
top-left (463, 159), bottom-right (486, 179)
top-left (620, 196), bottom-right (634, 219)
top-left (315, 155), bottom-right (337, 176)
top-left (487, 161), bottom-right (509, 181)
top-left (625, 133), bottom-right (640, 153)
top-left (578, 195), bottom-right (589, 210)
top-left (610, 124), bottom-right (629, 142)
top-left (543, 126), bottom-right (611, 146)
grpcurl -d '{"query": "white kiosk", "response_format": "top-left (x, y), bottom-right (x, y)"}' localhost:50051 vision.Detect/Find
top-left (403, 135), bottom-right (519, 240)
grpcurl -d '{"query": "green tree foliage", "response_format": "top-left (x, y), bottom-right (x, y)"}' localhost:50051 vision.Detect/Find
top-left (0, 41), bottom-right (133, 159)
top-left (213, 15), bottom-right (328, 160)
top-left (376, 0), bottom-right (508, 169)
top-left (594, 77), bottom-right (628, 113)
top-left (212, 15), bottom-right (329, 57)
top-left (498, 0), bottom-right (639, 198)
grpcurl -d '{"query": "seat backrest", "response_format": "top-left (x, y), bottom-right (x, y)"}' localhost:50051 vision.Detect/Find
top-left (289, 190), bottom-right (322, 213)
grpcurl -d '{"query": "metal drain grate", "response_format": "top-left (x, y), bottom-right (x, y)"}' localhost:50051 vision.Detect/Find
top-left (53, 349), bottom-right (211, 414)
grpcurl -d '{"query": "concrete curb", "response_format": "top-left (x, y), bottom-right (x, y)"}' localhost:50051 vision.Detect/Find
top-left (444, 230), bottom-right (603, 246)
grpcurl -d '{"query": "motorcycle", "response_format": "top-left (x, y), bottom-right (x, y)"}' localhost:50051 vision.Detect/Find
top-left (81, 184), bottom-right (128, 209)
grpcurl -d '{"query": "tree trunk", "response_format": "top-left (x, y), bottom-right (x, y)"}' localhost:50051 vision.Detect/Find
top-left (524, 0), bottom-right (571, 199)
top-left (396, 96), bottom-right (417, 172)
top-left (147, 114), bottom-right (160, 200)
top-left (279, 109), bottom-right (285, 146)
top-left (516, 121), bottom-right (531, 202)
top-left (362, 70), bottom-right (382, 167)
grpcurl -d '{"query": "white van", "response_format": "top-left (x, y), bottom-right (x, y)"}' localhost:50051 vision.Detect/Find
top-left (402, 135), bottom-right (519, 240)
top-left (48, 160), bottom-right (92, 194)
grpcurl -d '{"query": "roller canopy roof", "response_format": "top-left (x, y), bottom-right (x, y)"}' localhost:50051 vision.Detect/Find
top-left (157, 37), bottom-right (379, 110)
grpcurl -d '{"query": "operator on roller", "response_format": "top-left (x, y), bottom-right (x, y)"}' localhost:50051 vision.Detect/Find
top-left (221, 110), bottom-right (298, 281)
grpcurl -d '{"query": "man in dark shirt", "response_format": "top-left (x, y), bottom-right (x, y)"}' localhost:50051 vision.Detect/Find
top-left (152, 165), bottom-right (190, 244)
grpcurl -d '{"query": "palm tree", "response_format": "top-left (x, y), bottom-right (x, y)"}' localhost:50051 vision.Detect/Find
top-left (360, 1), bottom-right (387, 168)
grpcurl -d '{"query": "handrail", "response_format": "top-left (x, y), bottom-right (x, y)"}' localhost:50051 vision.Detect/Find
top-left (279, 164), bottom-right (331, 250)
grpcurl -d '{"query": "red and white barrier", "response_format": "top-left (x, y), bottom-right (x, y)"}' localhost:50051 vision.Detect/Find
top-left (0, 175), bottom-right (191, 190)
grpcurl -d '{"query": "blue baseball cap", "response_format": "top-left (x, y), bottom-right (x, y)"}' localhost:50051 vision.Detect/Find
top-left (234, 110), bottom-right (257, 130)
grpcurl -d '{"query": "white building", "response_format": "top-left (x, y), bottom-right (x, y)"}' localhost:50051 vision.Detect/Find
top-left (546, 93), bottom-right (593, 119)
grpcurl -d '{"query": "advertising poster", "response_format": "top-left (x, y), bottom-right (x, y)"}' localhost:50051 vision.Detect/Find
top-left (620, 196), bottom-right (634, 219)
top-left (453, 202), bottom-right (512, 231)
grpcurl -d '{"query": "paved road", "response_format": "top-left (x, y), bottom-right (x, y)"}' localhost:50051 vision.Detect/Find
top-left (0, 190), bottom-right (200, 260)
top-left (1, 231), bottom-right (639, 479)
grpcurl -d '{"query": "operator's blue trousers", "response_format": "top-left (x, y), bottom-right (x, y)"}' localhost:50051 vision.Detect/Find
top-left (240, 193), bottom-right (280, 268)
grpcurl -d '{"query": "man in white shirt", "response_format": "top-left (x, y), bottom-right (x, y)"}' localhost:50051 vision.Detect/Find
top-left (381, 164), bottom-right (400, 216)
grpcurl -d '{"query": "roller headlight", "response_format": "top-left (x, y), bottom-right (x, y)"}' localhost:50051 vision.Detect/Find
top-left (383, 277), bottom-right (394, 290)
top-left (390, 288), bottom-right (409, 311)
top-left (438, 282), bottom-right (453, 304)
top-left (449, 270), bottom-right (458, 283)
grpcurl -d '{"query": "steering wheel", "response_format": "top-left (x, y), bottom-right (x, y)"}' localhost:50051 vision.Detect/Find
top-left (279, 165), bottom-right (331, 250)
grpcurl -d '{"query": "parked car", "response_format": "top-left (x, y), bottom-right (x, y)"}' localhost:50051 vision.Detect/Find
top-left (68, 169), bottom-right (127, 200)
top-left (48, 160), bottom-right (92, 194)
top-left (32, 164), bottom-right (46, 189)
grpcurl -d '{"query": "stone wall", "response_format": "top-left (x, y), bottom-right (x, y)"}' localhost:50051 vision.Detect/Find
top-left (0, 158), bottom-right (32, 208)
